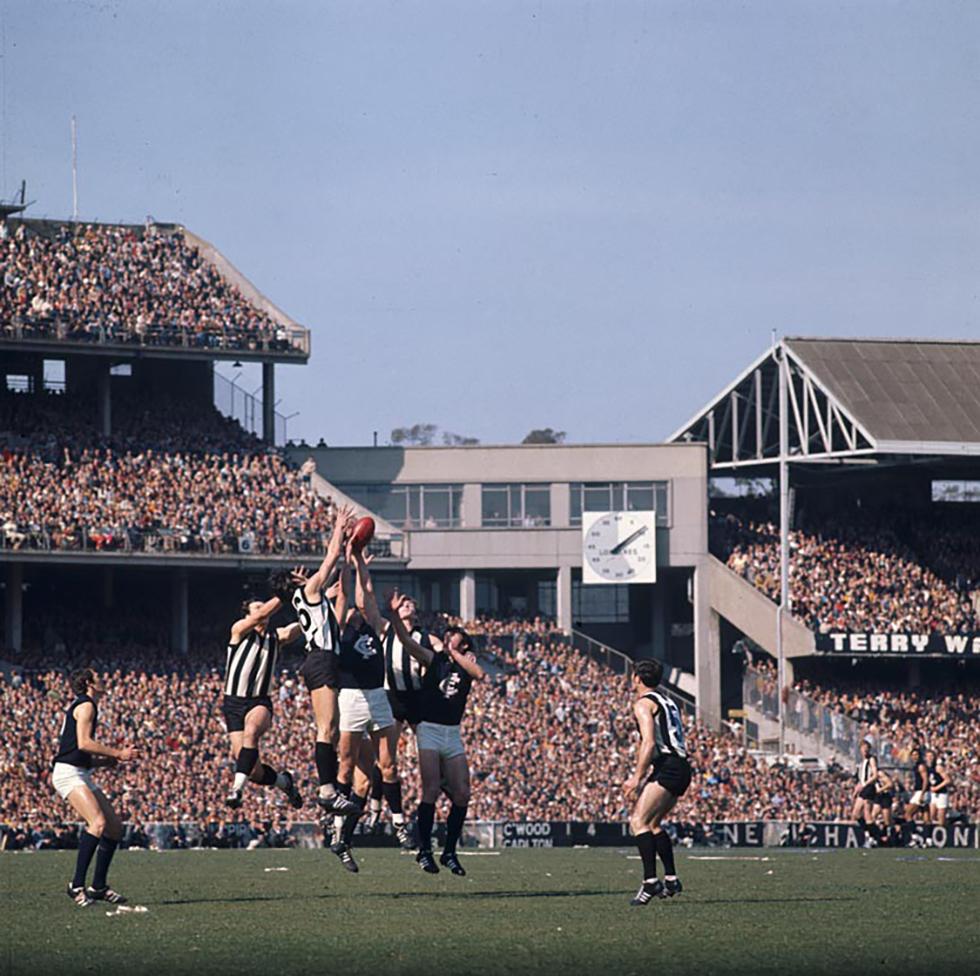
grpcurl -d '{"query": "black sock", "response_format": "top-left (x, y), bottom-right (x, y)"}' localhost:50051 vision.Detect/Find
top-left (654, 830), bottom-right (676, 876)
top-left (72, 831), bottom-right (100, 888)
top-left (444, 803), bottom-right (467, 853)
top-left (236, 747), bottom-right (259, 777)
top-left (257, 763), bottom-right (278, 787)
top-left (371, 765), bottom-right (384, 802)
top-left (315, 742), bottom-right (337, 787)
top-left (337, 780), bottom-right (352, 798)
top-left (417, 801), bottom-right (435, 852)
top-left (92, 837), bottom-right (118, 890)
top-left (341, 793), bottom-right (366, 846)
top-left (381, 779), bottom-right (403, 815)
top-left (635, 831), bottom-right (658, 881)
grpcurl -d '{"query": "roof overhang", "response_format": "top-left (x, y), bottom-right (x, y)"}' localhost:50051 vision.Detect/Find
top-left (669, 337), bottom-right (980, 472)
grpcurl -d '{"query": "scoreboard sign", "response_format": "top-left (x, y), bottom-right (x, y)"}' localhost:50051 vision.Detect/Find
top-left (816, 632), bottom-right (980, 656)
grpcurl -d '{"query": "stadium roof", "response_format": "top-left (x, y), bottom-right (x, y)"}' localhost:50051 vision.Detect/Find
top-left (668, 337), bottom-right (980, 469)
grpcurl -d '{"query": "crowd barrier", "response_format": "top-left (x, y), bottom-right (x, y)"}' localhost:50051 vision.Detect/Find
top-left (6, 820), bottom-right (977, 851)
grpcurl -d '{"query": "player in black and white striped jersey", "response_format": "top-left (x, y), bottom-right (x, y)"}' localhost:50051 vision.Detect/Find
top-left (288, 505), bottom-right (362, 815)
top-left (222, 580), bottom-right (305, 809)
top-left (365, 596), bottom-right (442, 836)
top-left (624, 658), bottom-right (692, 906)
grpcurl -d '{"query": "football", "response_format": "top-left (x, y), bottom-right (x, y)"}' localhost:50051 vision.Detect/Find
top-left (349, 515), bottom-right (375, 553)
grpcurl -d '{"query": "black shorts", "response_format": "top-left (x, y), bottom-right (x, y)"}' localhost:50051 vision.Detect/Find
top-left (387, 689), bottom-right (421, 726)
top-left (875, 791), bottom-right (893, 807)
top-left (221, 695), bottom-right (273, 733)
top-left (299, 650), bottom-right (339, 692)
top-left (648, 754), bottom-right (692, 799)
top-left (859, 783), bottom-right (877, 801)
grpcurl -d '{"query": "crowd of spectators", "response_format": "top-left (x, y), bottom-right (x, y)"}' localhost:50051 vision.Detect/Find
top-left (716, 513), bottom-right (980, 634)
top-left (4, 617), bottom-right (974, 851)
top-left (0, 220), bottom-right (303, 353)
top-left (0, 391), bottom-right (335, 556)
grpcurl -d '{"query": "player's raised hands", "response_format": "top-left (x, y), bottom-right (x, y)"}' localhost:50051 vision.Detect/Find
top-left (290, 565), bottom-right (309, 586)
top-left (387, 588), bottom-right (409, 614)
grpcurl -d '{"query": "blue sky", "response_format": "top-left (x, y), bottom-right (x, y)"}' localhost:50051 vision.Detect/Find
top-left (4, 0), bottom-right (979, 445)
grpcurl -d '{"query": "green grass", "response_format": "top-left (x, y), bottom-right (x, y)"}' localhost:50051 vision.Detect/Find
top-left (2, 847), bottom-right (979, 976)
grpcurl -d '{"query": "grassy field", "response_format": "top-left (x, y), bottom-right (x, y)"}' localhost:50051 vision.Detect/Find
top-left (2, 847), bottom-right (979, 976)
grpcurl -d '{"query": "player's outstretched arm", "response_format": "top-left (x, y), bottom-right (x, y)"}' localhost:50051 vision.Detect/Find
top-left (386, 590), bottom-right (435, 667)
top-left (449, 645), bottom-right (485, 681)
top-left (352, 547), bottom-right (385, 633)
top-left (277, 622), bottom-right (304, 645)
top-left (231, 595), bottom-right (282, 643)
top-left (75, 702), bottom-right (139, 763)
top-left (305, 504), bottom-right (355, 601)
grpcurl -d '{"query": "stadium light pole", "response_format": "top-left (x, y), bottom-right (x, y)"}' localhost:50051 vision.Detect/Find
top-left (776, 340), bottom-right (789, 756)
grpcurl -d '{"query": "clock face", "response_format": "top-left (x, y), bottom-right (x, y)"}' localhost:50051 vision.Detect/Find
top-left (582, 511), bottom-right (657, 585)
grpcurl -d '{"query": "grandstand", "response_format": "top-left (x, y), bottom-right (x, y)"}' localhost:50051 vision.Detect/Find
top-left (2, 218), bottom-right (979, 846)
top-left (670, 337), bottom-right (980, 764)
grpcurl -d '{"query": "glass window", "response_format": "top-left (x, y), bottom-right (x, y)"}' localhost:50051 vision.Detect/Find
top-left (481, 484), bottom-right (551, 528)
top-left (482, 486), bottom-right (510, 527)
top-left (570, 481), bottom-right (670, 527)
top-left (523, 486), bottom-right (551, 527)
top-left (573, 581), bottom-right (630, 622)
top-left (336, 484), bottom-right (463, 529)
top-left (537, 580), bottom-right (556, 618)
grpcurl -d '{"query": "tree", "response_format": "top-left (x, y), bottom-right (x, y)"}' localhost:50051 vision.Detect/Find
top-left (522, 427), bottom-right (566, 445)
top-left (442, 431), bottom-right (480, 446)
top-left (390, 424), bottom-right (479, 447)
top-left (390, 423), bottom-right (438, 446)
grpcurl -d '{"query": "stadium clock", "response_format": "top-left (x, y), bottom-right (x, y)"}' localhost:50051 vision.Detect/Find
top-left (582, 511), bottom-right (657, 585)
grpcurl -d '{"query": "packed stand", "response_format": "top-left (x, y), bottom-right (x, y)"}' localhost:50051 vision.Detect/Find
top-left (11, 615), bottom-right (972, 851)
top-left (715, 513), bottom-right (980, 634)
top-left (0, 391), bottom-right (335, 555)
top-left (0, 220), bottom-right (302, 353)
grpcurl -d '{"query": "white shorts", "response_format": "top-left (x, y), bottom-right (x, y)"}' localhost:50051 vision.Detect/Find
top-left (339, 687), bottom-right (394, 733)
top-left (52, 762), bottom-right (102, 801)
top-left (931, 793), bottom-right (948, 810)
top-left (910, 790), bottom-right (930, 807)
top-left (417, 721), bottom-right (466, 760)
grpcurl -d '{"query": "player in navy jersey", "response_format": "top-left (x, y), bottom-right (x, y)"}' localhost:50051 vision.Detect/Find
top-left (222, 581), bottom-right (305, 809)
top-left (52, 667), bottom-right (139, 907)
top-left (624, 658), bottom-right (692, 906)
top-left (387, 593), bottom-right (485, 876)
top-left (326, 545), bottom-right (411, 869)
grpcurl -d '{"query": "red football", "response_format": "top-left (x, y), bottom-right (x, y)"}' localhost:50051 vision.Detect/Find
top-left (349, 516), bottom-right (375, 553)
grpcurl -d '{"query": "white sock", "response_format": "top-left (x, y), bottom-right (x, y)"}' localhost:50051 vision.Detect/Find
top-left (370, 799), bottom-right (382, 814)
top-left (665, 874), bottom-right (677, 881)
top-left (392, 813), bottom-right (405, 825)
top-left (232, 772), bottom-right (247, 792)
top-left (318, 784), bottom-right (335, 798)
top-left (333, 815), bottom-right (344, 836)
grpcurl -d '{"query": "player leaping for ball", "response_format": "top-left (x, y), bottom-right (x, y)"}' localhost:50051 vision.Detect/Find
top-left (223, 579), bottom-right (305, 810)
top-left (289, 504), bottom-right (362, 815)
top-left (623, 659), bottom-right (692, 906)
top-left (328, 542), bottom-right (411, 871)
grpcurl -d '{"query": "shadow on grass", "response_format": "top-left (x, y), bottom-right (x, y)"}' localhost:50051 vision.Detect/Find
top-left (157, 893), bottom-right (336, 906)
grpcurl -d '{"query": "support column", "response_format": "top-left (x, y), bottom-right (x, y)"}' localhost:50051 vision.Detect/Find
top-left (4, 562), bottom-right (23, 654)
top-left (459, 570), bottom-right (476, 623)
top-left (262, 362), bottom-right (276, 445)
top-left (651, 580), bottom-right (667, 661)
top-left (102, 566), bottom-right (114, 609)
top-left (556, 565), bottom-right (573, 633)
top-left (171, 569), bottom-right (189, 656)
top-left (97, 361), bottom-right (111, 437)
top-left (693, 561), bottom-right (721, 729)
top-left (30, 357), bottom-right (44, 394)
